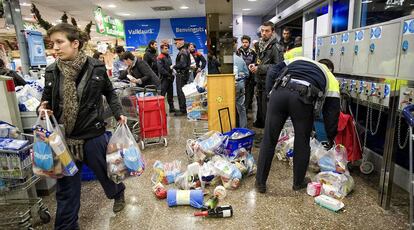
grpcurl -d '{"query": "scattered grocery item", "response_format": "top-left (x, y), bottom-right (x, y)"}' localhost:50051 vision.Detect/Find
top-left (314, 195), bottom-right (345, 212)
top-left (167, 189), bottom-right (204, 209)
top-left (307, 182), bottom-right (322, 197)
top-left (153, 182), bottom-right (167, 199)
top-left (194, 205), bottom-right (233, 218)
top-left (213, 186), bottom-right (227, 200)
top-left (203, 195), bottom-right (219, 210)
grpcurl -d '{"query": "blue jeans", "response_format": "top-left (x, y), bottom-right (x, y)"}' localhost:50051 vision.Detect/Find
top-left (55, 132), bottom-right (125, 230)
top-left (236, 81), bottom-right (247, 128)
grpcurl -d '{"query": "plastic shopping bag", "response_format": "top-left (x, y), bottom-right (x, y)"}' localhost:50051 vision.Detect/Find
top-left (314, 171), bottom-right (354, 199)
top-left (32, 110), bottom-right (78, 178)
top-left (318, 144), bottom-right (348, 174)
top-left (106, 124), bottom-right (145, 183)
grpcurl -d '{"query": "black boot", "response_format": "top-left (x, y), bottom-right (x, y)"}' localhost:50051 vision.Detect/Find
top-left (292, 177), bottom-right (311, 191)
top-left (255, 180), bottom-right (267, 193)
top-left (113, 192), bottom-right (126, 213)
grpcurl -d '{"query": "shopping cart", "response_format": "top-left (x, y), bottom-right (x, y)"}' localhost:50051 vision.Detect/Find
top-left (0, 133), bottom-right (51, 229)
top-left (137, 85), bottom-right (168, 150)
top-left (402, 104), bottom-right (414, 230)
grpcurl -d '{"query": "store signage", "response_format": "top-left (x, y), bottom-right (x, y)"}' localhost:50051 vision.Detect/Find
top-left (94, 7), bottom-right (124, 38)
top-left (25, 30), bottom-right (47, 66)
top-left (124, 17), bottom-right (207, 54)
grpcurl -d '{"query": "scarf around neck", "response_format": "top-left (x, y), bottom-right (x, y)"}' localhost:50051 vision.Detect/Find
top-left (259, 33), bottom-right (277, 54)
top-left (57, 51), bottom-right (87, 161)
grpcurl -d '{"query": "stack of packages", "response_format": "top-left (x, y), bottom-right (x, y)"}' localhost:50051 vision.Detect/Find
top-left (275, 120), bottom-right (354, 212)
top-left (182, 71), bottom-right (208, 121)
top-left (106, 124), bottom-right (145, 184)
top-left (15, 79), bottom-right (44, 112)
top-left (151, 129), bottom-right (256, 218)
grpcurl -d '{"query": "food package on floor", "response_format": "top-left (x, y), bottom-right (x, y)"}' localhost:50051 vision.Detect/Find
top-left (212, 156), bottom-right (242, 189)
top-left (231, 148), bottom-right (256, 177)
top-left (197, 131), bottom-right (227, 156)
top-left (174, 162), bottom-right (202, 190)
top-left (151, 160), bottom-right (182, 185)
top-left (106, 124), bottom-right (145, 184)
top-left (309, 139), bottom-right (327, 172)
top-left (307, 182), bottom-right (322, 197)
top-left (186, 139), bottom-right (207, 163)
top-left (199, 161), bottom-right (217, 188)
top-left (275, 122), bottom-right (294, 162)
top-left (167, 189), bottom-right (204, 209)
top-left (314, 195), bottom-right (345, 212)
top-left (314, 171), bottom-right (354, 199)
top-left (318, 145), bottom-right (348, 174)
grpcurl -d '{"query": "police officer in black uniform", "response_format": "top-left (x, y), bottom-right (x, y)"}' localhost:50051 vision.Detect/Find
top-left (172, 37), bottom-right (191, 116)
top-left (255, 57), bottom-right (340, 193)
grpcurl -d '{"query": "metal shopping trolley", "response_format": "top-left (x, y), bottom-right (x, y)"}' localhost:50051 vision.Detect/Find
top-left (0, 133), bottom-right (51, 229)
top-left (402, 104), bottom-right (414, 230)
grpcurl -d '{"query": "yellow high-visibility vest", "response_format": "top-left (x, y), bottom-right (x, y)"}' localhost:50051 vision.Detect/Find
top-left (284, 47), bottom-right (303, 60)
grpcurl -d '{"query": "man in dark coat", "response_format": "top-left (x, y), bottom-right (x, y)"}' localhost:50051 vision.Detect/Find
top-left (120, 51), bottom-right (160, 88)
top-left (143, 40), bottom-right (158, 75)
top-left (157, 43), bottom-right (176, 113)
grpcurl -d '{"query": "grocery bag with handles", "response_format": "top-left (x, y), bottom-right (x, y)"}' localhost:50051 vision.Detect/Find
top-left (32, 110), bottom-right (78, 178)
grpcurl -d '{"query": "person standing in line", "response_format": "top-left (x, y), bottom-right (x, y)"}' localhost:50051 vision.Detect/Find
top-left (248, 21), bottom-right (284, 129)
top-left (279, 27), bottom-right (295, 53)
top-left (255, 57), bottom-right (340, 193)
top-left (237, 35), bottom-right (257, 114)
top-left (157, 43), bottom-right (176, 113)
top-left (112, 46), bottom-right (127, 79)
top-left (171, 37), bottom-right (191, 116)
top-left (38, 23), bottom-right (128, 229)
top-left (233, 37), bottom-right (249, 128)
top-left (143, 40), bottom-right (158, 76)
top-left (188, 43), bottom-right (206, 82)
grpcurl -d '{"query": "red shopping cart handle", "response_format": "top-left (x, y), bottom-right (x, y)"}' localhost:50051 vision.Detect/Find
top-left (402, 104), bottom-right (414, 127)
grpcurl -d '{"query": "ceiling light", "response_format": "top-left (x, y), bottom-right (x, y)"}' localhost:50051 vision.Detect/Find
top-left (118, 13), bottom-right (131, 16)
top-left (20, 2), bottom-right (31, 7)
top-left (180, 6), bottom-right (189, 9)
top-left (23, 17), bottom-right (34, 21)
top-left (108, 4), bottom-right (116, 8)
top-left (248, 0), bottom-right (257, 1)
top-left (242, 8), bottom-right (251, 11)
top-left (56, 19), bottom-right (62, 22)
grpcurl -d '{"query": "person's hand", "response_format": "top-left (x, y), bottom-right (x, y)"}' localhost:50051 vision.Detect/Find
top-left (117, 115), bottom-right (127, 125)
top-left (196, 68), bottom-right (201, 73)
top-left (38, 101), bottom-right (53, 118)
top-left (136, 78), bottom-right (142, 85)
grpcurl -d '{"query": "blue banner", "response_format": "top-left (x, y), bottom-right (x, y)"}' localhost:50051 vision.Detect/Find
top-left (170, 17), bottom-right (207, 53)
top-left (25, 30), bottom-right (47, 66)
top-left (124, 17), bottom-right (207, 54)
top-left (124, 19), bottom-right (161, 52)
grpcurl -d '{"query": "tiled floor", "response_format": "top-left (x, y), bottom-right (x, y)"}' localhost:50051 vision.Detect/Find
top-left (35, 114), bottom-right (409, 230)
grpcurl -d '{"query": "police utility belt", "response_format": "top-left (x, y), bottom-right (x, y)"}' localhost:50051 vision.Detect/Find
top-left (273, 74), bottom-right (325, 117)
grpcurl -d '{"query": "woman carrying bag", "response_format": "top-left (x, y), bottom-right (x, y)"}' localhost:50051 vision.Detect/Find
top-left (38, 23), bottom-right (128, 230)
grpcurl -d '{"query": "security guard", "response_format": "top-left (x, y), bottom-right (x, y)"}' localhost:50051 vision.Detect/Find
top-left (255, 57), bottom-right (340, 193)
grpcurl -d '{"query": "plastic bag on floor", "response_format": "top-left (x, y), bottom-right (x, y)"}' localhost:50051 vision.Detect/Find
top-left (186, 139), bottom-right (207, 163)
top-left (309, 139), bottom-right (327, 172)
top-left (212, 156), bottom-right (242, 189)
top-left (275, 121), bottom-right (294, 161)
top-left (106, 124), bottom-right (145, 184)
top-left (199, 161), bottom-right (217, 188)
top-left (318, 145), bottom-right (348, 174)
top-left (174, 162), bottom-right (202, 190)
top-left (231, 148), bottom-right (257, 177)
top-left (197, 131), bottom-right (227, 156)
top-left (32, 110), bottom-right (78, 178)
top-left (151, 160), bottom-right (182, 185)
top-left (314, 171), bottom-right (354, 199)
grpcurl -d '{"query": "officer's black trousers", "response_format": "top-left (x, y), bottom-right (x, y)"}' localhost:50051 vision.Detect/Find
top-left (256, 86), bottom-right (314, 187)
top-left (255, 82), bottom-right (267, 126)
top-left (176, 72), bottom-right (189, 113)
top-left (244, 75), bottom-right (255, 112)
top-left (160, 77), bottom-right (174, 110)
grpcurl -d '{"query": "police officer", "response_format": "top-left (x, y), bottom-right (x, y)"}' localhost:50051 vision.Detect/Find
top-left (237, 35), bottom-right (257, 114)
top-left (172, 37), bottom-right (191, 116)
top-left (157, 43), bottom-right (176, 113)
top-left (255, 57), bottom-right (340, 193)
top-left (248, 21), bottom-right (283, 129)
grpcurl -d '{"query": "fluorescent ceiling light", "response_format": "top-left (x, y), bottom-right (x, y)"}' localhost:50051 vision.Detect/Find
top-left (20, 2), bottom-right (31, 7)
top-left (180, 6), bottom-right (189, 9)
top-left (361, 0), bottom-right (372, 3)
top-left (108, 4), bottom-right (116, 8)
top-left (242, 8), bottom-right (251, 11)
top-left (118, 13), bottom-right (131, 16)
top-left (248, 0), bottom-right (257, 1)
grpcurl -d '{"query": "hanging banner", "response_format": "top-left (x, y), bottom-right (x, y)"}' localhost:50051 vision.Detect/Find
top-left (124, 17), bottom-right (207, 54)
top-left (25, 30), bottom-right (47, 66)
top-left (94, 7), bottom-right (125, 38)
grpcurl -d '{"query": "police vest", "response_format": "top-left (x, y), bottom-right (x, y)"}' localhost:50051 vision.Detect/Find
top-left (284, 47), bottom-right (303, 61)
top-left (284, 57), bottom-right (340, 99)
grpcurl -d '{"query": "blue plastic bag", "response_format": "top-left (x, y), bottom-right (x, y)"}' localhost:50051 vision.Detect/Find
top-left (33, 141), bottom-right (53, 171)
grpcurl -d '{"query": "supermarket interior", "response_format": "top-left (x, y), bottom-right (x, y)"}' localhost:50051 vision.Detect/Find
top-left (0, 0), bottom-right (413, 229)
